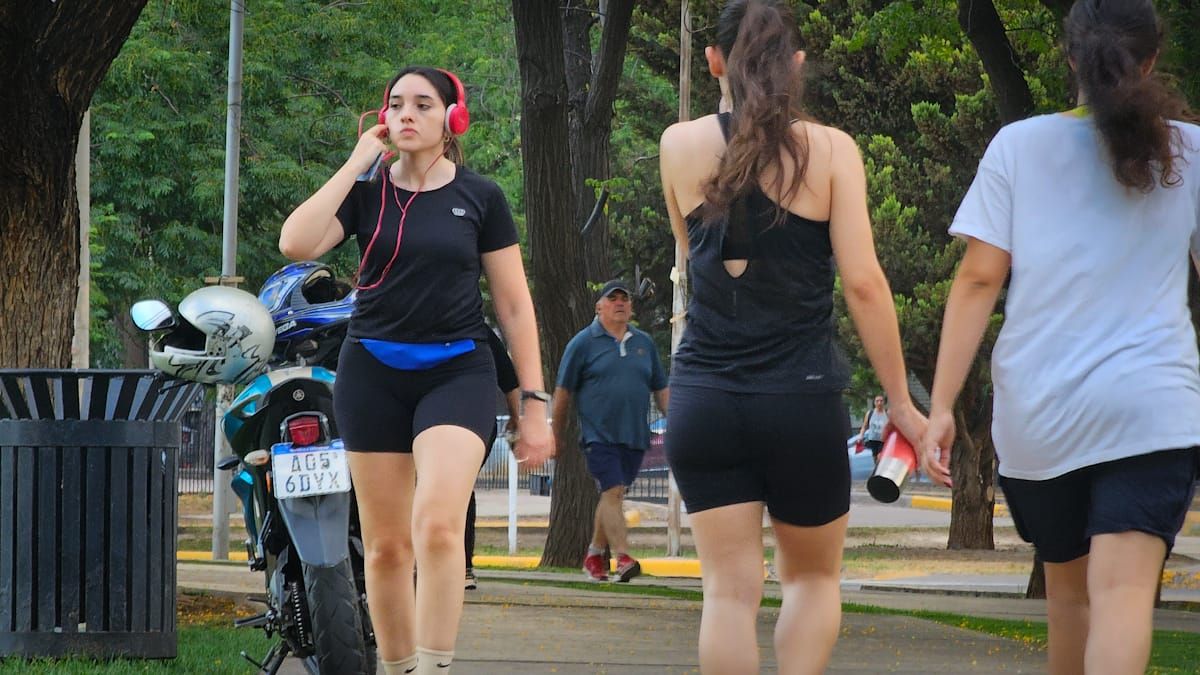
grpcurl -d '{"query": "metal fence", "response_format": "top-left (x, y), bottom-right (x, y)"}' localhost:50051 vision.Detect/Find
top-left (177, 393), bottom-right (215, 494)
top-left (177, 399), bottom-right (673, 501)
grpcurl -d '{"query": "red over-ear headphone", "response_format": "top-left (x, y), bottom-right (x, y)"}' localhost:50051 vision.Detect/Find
top-left (377, 69), bottom-right (470, 136)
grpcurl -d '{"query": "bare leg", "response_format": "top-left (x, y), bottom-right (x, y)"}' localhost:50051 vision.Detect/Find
top-left (1085, 532), bottom-right (1165, 675)
top-left (1043, 555), bottom-right (1089, 675)
top-left (597, 485), bottom-right (628, 556)
top-left (347, 451), bottom-right (417, 661)
top-left (590, 499), bottom-right (608, 550)
top-left (771, 513), bottom-right (848, 675)
top-left (411, 425), bottom-right (485, 652)
top-left (690, 501), bottom-right (766, 674)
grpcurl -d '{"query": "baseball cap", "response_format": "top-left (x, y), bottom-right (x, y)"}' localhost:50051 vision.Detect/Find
top-left (597, 279), bottom-right (633, 301)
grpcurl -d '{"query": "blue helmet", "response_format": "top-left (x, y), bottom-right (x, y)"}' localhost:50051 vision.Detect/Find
top-left (257, 262), bottom-right (355, 363)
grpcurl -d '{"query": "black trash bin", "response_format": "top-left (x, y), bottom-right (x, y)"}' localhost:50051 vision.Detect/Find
top-left (0, 370), bottom-right (200, 659)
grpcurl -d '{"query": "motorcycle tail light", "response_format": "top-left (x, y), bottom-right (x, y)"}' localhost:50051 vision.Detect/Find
top-left (286, 415), bottom-right (322, 446)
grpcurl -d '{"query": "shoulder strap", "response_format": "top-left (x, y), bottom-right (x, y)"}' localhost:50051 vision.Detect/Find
top-left (717, 112), bottom-right (733, 142)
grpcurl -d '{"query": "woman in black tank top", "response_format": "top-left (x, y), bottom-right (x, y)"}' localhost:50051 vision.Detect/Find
top-left (658, 2), bottom-right (927, 672)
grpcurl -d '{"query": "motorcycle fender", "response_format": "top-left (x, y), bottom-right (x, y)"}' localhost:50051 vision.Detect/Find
top-left (276, 492), bottom-right (351, 567)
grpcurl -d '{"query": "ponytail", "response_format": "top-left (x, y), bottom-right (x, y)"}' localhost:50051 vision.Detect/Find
top-left (702, 0), bottom-right (808, 227)
top-left (1065, 0), bottom-right (1194, 191)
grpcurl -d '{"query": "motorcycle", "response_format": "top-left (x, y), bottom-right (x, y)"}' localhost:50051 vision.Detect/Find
top-left (131, 261), bottom-right (374, 674)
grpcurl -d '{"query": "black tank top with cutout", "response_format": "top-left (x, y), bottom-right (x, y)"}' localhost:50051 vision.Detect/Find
top-left (671, 112), bottom-right (850, 394)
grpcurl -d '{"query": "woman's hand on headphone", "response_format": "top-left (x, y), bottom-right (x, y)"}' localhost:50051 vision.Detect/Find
top-left (347, 123), bottom-right (391, 173)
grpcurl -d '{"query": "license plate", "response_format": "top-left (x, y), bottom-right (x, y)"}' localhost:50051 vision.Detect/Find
top-left (271, 439), bottom-right (351, 498)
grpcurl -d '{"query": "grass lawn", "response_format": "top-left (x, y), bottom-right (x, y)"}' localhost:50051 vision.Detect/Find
top-left (0, 626), bottom-right (274, 674)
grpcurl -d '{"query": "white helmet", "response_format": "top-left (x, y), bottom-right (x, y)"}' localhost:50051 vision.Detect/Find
top-left (149, 286), bottom-right (275, 385)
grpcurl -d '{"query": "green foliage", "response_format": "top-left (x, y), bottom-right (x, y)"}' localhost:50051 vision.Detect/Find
top-left (89, 0), bottom-right (522, 365)
top-left (798, 0), bottom-right (1059, 411)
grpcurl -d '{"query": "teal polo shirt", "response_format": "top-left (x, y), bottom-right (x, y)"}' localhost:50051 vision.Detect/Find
top-left (556, 318), bottom-right (667, 450)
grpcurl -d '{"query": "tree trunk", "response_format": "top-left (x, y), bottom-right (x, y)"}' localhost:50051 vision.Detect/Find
top-left (116, 310), bottom-right (148, 369)
top-left (957, 0), bottom-right (1035, 124)
top-left (512, 0), bottom-right (603, 569)
top-left (0, 2), bottom-right (149, 368)
top-left (1026, 555), bottom-right (1046, 598)
top-left (948, 401), bottom-right (996, 549)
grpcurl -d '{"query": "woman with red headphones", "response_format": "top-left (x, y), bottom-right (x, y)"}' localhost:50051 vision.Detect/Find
top-left (280, 66), bottom-right (553, 675)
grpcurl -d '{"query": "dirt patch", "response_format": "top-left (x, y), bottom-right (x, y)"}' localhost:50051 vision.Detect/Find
top-left (178, 590), bottom-right (259, 626)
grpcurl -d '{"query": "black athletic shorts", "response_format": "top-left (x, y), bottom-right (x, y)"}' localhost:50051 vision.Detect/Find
top-left (998, 447), bottom-right (1199, 563)
top-left (665, 384), bottom-right (850, 526)
top-left (333, 338), bottom-right (497, 453)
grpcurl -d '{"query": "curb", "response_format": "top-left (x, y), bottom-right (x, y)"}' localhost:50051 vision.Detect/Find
top-left (474, 510), bottom-right (641, 529)
top-left (176, 551), bottom-right (710, 578)
top-left (909, 495), bottom-right (1009, 518)
top-left (471, 556), bottom-right (707, 578)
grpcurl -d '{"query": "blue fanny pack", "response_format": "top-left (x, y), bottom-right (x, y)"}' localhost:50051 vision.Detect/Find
top-left (357, 337), bottom-right (476, 370)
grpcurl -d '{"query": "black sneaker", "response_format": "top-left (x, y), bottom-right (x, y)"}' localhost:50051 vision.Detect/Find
top-left (465, 568), bottom-right (477, 590)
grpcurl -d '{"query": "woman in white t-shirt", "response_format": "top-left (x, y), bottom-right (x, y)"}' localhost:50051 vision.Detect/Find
top-left (920, 1), bottom-right (1200, 673)
top-left (857, 395), bottom-right (889, 464)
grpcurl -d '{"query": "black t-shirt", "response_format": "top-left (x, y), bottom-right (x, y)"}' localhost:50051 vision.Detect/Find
top-left (336, 166), bottom-right (519, 342)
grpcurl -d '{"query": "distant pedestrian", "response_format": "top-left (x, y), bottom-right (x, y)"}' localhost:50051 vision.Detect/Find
top-left (921, 2), bottom-right (1200, 673)
top-left (858, 395), bottom-right (888, 465)
top-left (553, 280), bottom-right (669, 583)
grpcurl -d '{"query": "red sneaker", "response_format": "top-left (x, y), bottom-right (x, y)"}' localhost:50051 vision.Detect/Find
top-left (583, 553), bottom-right (609, 581)
top-left (615, 554), bottom-right (642, 582)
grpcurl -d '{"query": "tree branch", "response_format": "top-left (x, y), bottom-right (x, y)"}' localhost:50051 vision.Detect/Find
top-left (149, 79), bottom-right (180, 115)
top-left (584, 0), bottom-right (635, 130)
top-left (287, 74), bottom-right (350, 108)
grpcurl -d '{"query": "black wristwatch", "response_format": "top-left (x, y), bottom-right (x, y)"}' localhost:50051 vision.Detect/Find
top-left (520, 389), bottom-right (551, 403)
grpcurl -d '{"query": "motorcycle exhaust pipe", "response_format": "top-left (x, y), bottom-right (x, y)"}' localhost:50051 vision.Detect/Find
top-left (866, 429), bottom-right (917, 504)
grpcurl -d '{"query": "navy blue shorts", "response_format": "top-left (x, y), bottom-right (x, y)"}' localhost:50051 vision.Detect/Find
top-left (333, 338), bottom-right (496, 453)
top-left (584, 442), bottom-right (645, 492)
top-left (998, 447), bottom-right (1199, 563)
top-left (665, 384), bottom-right (850, 527)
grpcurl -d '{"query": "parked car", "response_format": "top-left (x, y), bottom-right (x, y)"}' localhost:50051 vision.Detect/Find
top-left (846, 433), bottom-right (875, 481)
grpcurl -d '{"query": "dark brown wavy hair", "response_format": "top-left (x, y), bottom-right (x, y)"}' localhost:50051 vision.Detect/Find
top-left (385, 66), bottom-right (465, 164)
top-left (702, 0), bottom-right (808, 226)
top-left (1065, 0), bottom-right (1194, 191)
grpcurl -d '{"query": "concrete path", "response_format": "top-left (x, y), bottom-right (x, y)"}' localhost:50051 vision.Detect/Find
top-left (256, 577), bottom-right (1044, 674)
top-left (179, 562), bottom-right (1197, 674)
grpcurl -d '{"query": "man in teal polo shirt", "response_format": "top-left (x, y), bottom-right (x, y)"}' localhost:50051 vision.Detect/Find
top-left (553, 280), bottom-right (669, 582)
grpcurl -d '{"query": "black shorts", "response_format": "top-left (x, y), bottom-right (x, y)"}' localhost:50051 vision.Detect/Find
top-left (333, 338), bottom-right (497, 453)
top-left (665, 384), bottom-right (850, 526)
top-left (998, 447), bottom-right (1200, 563)
top-left (865, 439), bottom-right (884, 459)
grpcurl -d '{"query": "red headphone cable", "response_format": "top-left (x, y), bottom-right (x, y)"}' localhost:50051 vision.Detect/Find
top-left (353, 149), bottom-right (445, 291)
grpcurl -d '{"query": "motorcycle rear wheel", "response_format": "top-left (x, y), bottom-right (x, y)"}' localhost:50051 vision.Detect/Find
top-left (302, 558), bottom-right (376, 674)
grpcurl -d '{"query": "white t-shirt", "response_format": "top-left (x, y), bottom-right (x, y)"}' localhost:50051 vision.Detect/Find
top-left (950, 112), bottom-right (1200, 480)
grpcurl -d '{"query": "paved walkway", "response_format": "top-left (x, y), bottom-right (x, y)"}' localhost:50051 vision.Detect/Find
top-left (179, 562), bottom-right (1198, 673)
top-left (177, 484), bottom-right (1199, 671)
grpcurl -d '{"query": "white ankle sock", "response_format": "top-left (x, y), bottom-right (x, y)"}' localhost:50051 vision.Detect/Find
top-left (380, 653), bottom-right (419, 674)
top-left (416, 646), bottom-right (455, 674)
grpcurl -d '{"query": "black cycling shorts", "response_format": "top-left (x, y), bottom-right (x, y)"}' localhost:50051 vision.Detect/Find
top-left (333, 338), bottom-right (497, 453)
top-left (665, 384), bottom-right (850, 526)
top-left (998, 447), bottom-right (1199, 563)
